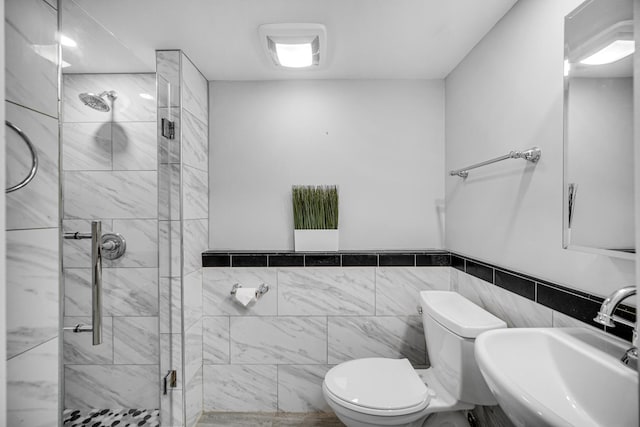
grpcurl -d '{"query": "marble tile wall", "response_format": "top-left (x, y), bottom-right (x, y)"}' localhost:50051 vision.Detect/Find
top-left (6, 0), bottom-right (58, 118)
top-left (202, 266), bottom-right (450, 412)
top-left (199, 257), bottom-right (615, 425)
top-left (157, 50), bottom-right (209, 427)
top-left (452, 269), bottom-right (553, 329)
top-left (451, 268), bottom-right (605, 427)
top-left (450, 262), bottom-right (616, 335)
top-left (181, 52), bottom-right (209, 427)
top-left (6, 0), bottom-right (60, 425)
top-left (61, 73), bottom-right (160, 412)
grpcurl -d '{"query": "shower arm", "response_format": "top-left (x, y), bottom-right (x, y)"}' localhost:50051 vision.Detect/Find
top-left (98, 90), bottom-right (117, 100)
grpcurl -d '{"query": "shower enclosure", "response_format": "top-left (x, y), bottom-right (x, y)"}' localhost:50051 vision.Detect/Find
top-left (60, 45), bottom-right (162, 427)
top-left (58, 1), bottom-right (209, 426)
top-left (59, 0), bottom-right (161, 425)
top-left (5, 1), bottom-right (208, 424)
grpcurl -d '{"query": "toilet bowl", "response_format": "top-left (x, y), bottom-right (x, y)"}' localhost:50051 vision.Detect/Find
top-left (322, 291), bottom-right (506, 427)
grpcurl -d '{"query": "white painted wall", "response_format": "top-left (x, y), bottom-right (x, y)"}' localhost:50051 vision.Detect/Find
top-left (445, 0), bottom-right (635, 297)
top-left (209, 80), bottom-right (445, 251)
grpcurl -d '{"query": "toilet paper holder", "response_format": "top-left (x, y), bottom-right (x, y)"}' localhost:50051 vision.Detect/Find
top-left (230, 282), bottom-right (269, 299)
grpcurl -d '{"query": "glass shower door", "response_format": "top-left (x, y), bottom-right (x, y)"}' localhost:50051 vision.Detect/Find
top-left (60, 1), bottom-right (161, 425)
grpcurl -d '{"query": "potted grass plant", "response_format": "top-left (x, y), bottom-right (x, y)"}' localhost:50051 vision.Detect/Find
top-left (292, 185), bottom-right (339, 252)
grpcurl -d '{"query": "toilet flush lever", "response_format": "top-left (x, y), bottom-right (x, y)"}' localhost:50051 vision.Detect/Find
top-left (417, 306), bottom-right (423, 315)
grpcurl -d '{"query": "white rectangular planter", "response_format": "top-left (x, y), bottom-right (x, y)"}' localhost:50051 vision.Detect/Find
top-left (294, 229), bottom-right (339, 252)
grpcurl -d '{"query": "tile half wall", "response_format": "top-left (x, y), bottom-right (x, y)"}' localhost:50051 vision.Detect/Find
top-left (202, 252), bottom-right (451, 412)
top-left (201, 250), bottom-right (634, 413)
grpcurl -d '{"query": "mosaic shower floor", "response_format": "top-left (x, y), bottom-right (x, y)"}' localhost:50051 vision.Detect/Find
top-left (63, 408), bottom-right (159, 427)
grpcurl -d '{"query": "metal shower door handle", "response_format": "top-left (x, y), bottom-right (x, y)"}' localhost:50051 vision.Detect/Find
top-left (63, 221), bottom-right (126, 345)
top-left (91, 221), bottom-right (102, 345)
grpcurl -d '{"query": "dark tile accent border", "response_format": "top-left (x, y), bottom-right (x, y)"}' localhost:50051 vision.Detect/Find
top-left (202, 251), bottom-right (451, 268)
top-left (537, 283), bottom-right (604, 329)
top-left (416, 253), bottom-right (451, 266)
top-left (305, 254), bottom-right (341, 267)
top-left (495, 269), bottom-right (535, 301)
top-left (268, 254), bottom-right (304, 267)
top-left (465, 260), bottom-right (494, 283)
top-left (449, 252), bottom-right (635, 341)
top-left (608, 321), bottom-right (635, 341)
top-left (451, 255), bottom-right (465, 272)
top-left (201, 250), bottom-right (635, 342)
top-left (379, 253), bottom-right (415, 266)
top-left (614, 305), bottom-right (636, 322)
top-left (232, 254), bottom-right (267, 267)
top-left (342, 254), bottom-right (378, 267)
top-left (536, 278), bottom-right (596, 301)
top-left (202, 253), bottom-right (230, 267)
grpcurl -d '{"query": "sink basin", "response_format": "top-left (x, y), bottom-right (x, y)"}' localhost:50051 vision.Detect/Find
top-left (475, 328), bottom-right (638, 427)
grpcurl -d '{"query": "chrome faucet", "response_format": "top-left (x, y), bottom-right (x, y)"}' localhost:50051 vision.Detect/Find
top-left (594, 286), bottom-right (637, 368)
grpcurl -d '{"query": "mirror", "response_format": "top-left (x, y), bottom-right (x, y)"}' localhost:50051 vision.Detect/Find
top-left (563, 0), bottom-right (635, 260)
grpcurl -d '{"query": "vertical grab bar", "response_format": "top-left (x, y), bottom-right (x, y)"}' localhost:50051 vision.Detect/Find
top-left (63, 222), bottom-right (125, 344)
top-left (91, 221), bottom-right (103, 345)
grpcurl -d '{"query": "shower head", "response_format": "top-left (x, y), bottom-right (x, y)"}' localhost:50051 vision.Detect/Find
top-left (78, 90), bottom-right (117, 112)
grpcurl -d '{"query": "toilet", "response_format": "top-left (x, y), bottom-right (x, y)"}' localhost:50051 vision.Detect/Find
top-left (322, 291), bottom-right (507, 427)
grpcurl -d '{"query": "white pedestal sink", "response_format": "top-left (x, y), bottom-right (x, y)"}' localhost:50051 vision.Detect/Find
top-left (475, 328), bottom-right (638, 427)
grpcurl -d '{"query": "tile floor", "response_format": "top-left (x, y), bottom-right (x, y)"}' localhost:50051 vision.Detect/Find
top-left (196, 412), bottom-right (345, 426)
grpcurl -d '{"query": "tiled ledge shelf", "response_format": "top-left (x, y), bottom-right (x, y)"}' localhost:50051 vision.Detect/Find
top-left (201, 250), bottom-right (635, 341)
top-left (202, 251), bottom-right (450, 268)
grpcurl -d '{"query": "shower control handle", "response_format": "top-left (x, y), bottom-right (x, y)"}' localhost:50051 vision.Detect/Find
top-left (64, 230), bottom-right (126, 260)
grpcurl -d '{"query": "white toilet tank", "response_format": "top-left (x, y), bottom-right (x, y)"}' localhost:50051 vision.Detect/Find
top-left (420, 291), bottom-right (506, 406)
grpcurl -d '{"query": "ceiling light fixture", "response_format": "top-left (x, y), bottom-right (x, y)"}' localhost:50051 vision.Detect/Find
top-left (258, 23), bottom-right (326, 69)
top-left (275, 43), bottom-right (313, 68)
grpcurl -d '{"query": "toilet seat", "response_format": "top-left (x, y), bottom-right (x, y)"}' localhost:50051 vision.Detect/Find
top-left (323, 358), bottom-right (431, 416)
